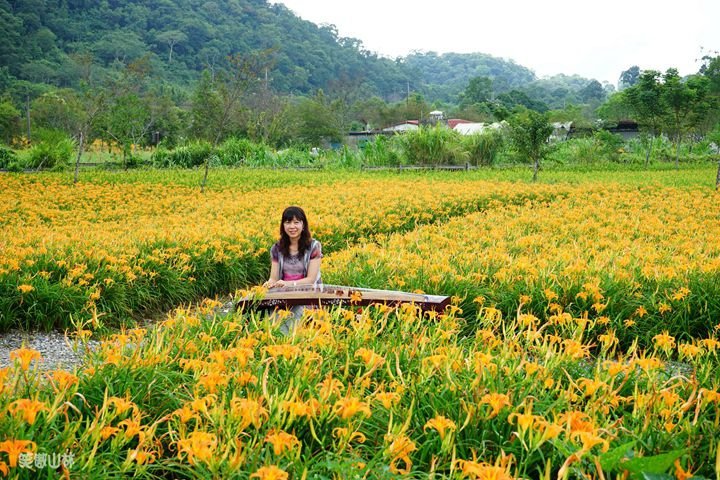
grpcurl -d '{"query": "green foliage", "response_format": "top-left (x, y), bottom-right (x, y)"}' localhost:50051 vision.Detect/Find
top-left (0, 98), bottom-right (21, 143)
top-left (593, 130), bottom-right (625, 162)
top-left (597, 91), bottom-right (633, 124)
top-left (26, 128), bottom-right (74, 170)
top-left (0, 0), bottom-right (410, 98)
top-left (496, 89), bottom-right (549, 112)
top-left (151, 140), bottom-right (213, 168)
top-left (462, 129), bottom-right (505, 166)
top-left (523, 73), bottom-right (609, 110)
top-left (360, 135), bottom-right (401, 167)
top-left (624, 70), bottom-right (666, 135)
top-left (459, 76), bottom-right (493, 107)
top-left (0, 0), bottom-right (598, 113)
top-left (292, 91), bottom-right (343, 146)
top-left (30, 89), bottom-right (84, 135)
top-left (548, 138), bottom-right (599, 165)
top-left (619, 65), bottom-right (641, 90)
top-left (189, 71), bottom-right (229, 143)
top-left (579, 79), bottom-right (607, 103)
top-left (509, 110), bottom-right (554, 179)
top-left (0, 144), bottom-right (17, 169)
top-left (396, 126), bottom-right (468, 165)
top-left (273, 147), bottom-right (318, 168)
top-left (217, 137), bottom-right (270, 166)
top-left (548, 132), bottom-right (645, 166)
top-left (404, 51), bottom-right (537, 102)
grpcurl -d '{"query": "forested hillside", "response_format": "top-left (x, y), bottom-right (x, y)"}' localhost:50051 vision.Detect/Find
top-left (0, 0), bottom-right (402, 97)
top-left (13, 0), bottom-right (714, 161)
top-left (403, 52), bottom-right (537, 101)
top-left (0, 0), bottom-right (599, 103)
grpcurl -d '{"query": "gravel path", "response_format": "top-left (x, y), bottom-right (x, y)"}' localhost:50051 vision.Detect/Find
top-left (0, 330), bottom-right (99, 372)
top-left (0, 300), bottom-right (235, 373)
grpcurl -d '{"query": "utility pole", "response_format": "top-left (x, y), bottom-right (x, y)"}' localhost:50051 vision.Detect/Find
top-left (406, 80), bottom-right (410, 122)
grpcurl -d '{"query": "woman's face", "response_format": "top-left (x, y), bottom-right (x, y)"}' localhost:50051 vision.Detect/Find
top-left (283, 217), bottom-right (303, 240)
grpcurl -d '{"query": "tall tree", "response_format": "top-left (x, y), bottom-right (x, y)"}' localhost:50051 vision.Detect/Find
top-left (596, 92), bottom-right (633, 125)
top-left (72, 85), bottom-right (107, 184)
top-left (661, 69), bottom-right (711, 168)
top-left (509, 110), bottom-right (553, 182)
top-left (619, 66), bottom-right (640, 90)
top-left (579, 80), bottom-right (606, 103)
top-left (100, 56), bottom-right (155, 168)
top-left (699, 54), bottom-right (720, 96)
top-left (291, 90), bottom-right (342, 146)
top-left (623, 70), bottom-right (666, 165)
top-left (191, 52), bottom-right (267, 192)
top-left (459, 76), bottom-right (493, 108)
top-left (156, 30), bottom-right (187, 63)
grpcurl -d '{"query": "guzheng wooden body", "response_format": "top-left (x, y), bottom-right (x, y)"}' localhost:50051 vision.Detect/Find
top-left (235, 284), bottom-right (451, 312)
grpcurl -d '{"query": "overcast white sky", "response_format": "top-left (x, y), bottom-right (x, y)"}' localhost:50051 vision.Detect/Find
top-left (272, 0), bottom-right (720, 86)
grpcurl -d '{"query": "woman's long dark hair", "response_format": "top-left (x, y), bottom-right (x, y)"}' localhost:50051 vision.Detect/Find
top-left (278, 206), bottom-right (312, 257)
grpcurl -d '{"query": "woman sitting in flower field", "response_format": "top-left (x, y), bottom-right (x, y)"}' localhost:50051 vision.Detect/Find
top-left (263, 205), bottom-right (323, 289)
top-left (262, 206), bottom-right (322, 333)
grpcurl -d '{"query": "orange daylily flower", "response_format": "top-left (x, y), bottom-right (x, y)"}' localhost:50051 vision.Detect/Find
top-left (9, 347), bottom-right (42, 371)
top-left (653, 331), bottom-right (676, 351)
top-left (480, 392), bottom-right (511, 418)
top-left (385, 433), bottom-right (416, 475)
top-left (231, 397), bottom-right (269, 430)
top-left (0, 440), bottom-right (36, 468)
top-left (7, 399), bottom-right (47, 425)
top-left (333, 427), bottom-right (366, 444)
top-left (176, 431), bottom-right (217, 465)
top-left (107, 396), bottom-right (137, 416)
top-left (424, 415), bottom-right (457, 440)
top-left (250, 465), bottom-right (289, 480)
top-left (334, 396), bottom-right (371, 420)
top-left (264, 430), bottom-right (301, 456)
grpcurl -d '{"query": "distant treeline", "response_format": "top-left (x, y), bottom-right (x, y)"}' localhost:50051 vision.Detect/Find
top-left (0, 0), bottom-right (719, 176)
top-left (2, 0), bottom-right (609, 111)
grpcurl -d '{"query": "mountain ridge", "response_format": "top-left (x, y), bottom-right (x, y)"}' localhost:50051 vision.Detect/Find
top-left (1, 0), bottom-right (603, 105)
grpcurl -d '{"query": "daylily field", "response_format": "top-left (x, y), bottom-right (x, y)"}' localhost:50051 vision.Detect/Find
top-left (0, 167), bottom-right (719, 479)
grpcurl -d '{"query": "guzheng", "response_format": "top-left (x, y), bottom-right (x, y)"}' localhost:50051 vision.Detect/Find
top-left (235, 284), bottom-right (451, 312)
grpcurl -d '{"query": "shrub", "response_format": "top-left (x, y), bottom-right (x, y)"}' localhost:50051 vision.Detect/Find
top-left (26, 129), bottom-right (75, 170)
top-left (360, 135), bottom-right (400, 167)
top-left (547, 135), bottom-right (625, 165)
top-left (329, 144), bottom-right (361, 168)
top-left (462, 129), bottom-right (505, 166)
top-left (0, 144), bottom-right (17, 169)
top-left (150, 146), bottom-right (171, 167)
top-left (273, 147), bottom-right (316, 167)
top-left (395, 126), bottom-right (468, 165)
top-left (152, 140), bottom-right (213, 168)
top-left (218, 137), bottom-right (270, 166)
top-left (593, 130), bottom-right (625, 162)
top-left (567, 138), bottom-right (598, 164)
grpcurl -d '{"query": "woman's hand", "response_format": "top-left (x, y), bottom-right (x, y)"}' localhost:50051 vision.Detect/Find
top-left (263, 279), bottom-right (287, 289)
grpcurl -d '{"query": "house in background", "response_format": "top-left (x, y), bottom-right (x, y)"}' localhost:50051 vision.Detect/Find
top-left (561, 120), bottom-right (640, 141)
top-left (383, 111), bottom-right (475, 132)
top-left (606, 120), bottom-right (639, 141)
top-left (550, 121), bottom-right (573, 141)
top-left (454, 121), bottom-right (508, 136)
top-left (382, 120), bottom-right (419, 132)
